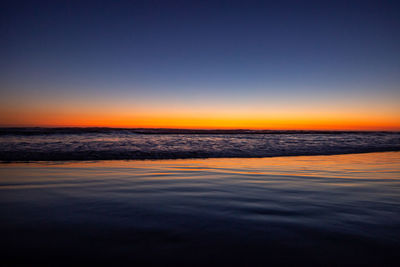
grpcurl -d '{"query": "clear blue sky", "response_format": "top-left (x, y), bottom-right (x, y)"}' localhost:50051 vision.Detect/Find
top-left (1, 0), bottom-right (399, 129)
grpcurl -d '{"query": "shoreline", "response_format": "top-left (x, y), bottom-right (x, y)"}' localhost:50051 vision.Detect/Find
top-left (1, 149), bottom-right (400, 163)
top-left (1, 150), bottom-right (399, 165)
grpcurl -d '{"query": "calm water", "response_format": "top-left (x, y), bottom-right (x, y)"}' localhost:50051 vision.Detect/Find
top-left (0, 128), bottom-right (399, 161)
top-left (1, 152), bottom-right (400, 265)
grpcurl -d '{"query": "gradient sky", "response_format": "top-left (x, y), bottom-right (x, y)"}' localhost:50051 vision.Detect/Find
top-left (1, 0), bottom-right (399, 130)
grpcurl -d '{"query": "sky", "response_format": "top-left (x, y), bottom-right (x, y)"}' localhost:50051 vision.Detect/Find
top-left (1, 0), bottom-right (399, 130)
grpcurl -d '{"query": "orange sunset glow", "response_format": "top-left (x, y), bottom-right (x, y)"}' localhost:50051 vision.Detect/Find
top-left (1, 0), bottom-right (399, 131)
top-left (1, 98), bottom-right (399, 130)
top-left (2, 1), bottom-right (400, 266)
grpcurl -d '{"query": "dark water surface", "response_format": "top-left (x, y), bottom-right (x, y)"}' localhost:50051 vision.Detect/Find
top-left (1, 128), bottom-right (399, 161)
top-left (1, 152), bottom-right (400, 266)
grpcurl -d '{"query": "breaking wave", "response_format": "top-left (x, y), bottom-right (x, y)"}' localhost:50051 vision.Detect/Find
top-left (0, 128), bottom-right (399, 161)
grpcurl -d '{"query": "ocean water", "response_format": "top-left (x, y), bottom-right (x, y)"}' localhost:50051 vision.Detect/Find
top-left (0, 128), bottom-right (399, 161)
top-left (1, 152), bottom-right (400, 266)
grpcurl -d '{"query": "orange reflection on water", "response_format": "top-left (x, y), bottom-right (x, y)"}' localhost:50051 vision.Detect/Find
top-left (1, 152), bottom-right (399, 188)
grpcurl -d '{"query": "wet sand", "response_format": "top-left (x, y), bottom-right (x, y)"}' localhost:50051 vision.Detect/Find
top-left (1, 152), bottom-right (400, 266)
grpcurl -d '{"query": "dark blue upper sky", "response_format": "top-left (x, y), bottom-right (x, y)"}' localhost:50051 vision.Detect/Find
top-left (1, 0), bottom-right (399, 128)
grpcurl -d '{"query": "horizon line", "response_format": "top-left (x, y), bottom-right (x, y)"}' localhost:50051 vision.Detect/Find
top-left (0, 126), bottom-right (399, 133)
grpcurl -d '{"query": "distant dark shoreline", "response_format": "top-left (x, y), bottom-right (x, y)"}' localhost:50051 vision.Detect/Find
top-left (0, 127), bottom-right (398, 136)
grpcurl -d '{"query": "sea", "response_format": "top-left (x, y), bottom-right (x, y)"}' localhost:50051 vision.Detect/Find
top-left (1, 128), bottom-right (400, 265)
top-left (0, 128), bottom-right (399, 161)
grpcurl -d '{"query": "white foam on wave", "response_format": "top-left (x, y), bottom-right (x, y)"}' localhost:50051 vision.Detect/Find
top-left (0, 131), bottom-right (399, 161)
